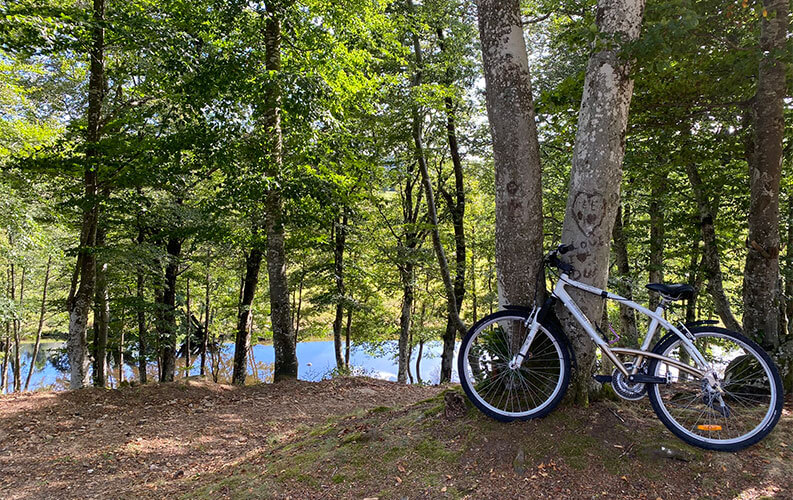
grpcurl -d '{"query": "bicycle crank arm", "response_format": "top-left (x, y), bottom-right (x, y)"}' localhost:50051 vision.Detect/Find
top-left (625, 374), bottom-right (667, 384)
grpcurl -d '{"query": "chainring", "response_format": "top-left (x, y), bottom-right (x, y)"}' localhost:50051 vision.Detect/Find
top-left (612, 363), bottom-right (648, 401)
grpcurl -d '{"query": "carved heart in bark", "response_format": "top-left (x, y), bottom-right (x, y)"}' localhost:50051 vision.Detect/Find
top-left (572, 191), bottom-right (606, 237)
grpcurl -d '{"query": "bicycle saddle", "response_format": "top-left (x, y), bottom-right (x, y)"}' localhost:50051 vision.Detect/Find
top-left (645, 283), bottom-right (694, 301)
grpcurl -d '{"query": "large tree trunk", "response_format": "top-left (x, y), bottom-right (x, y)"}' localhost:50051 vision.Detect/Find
top-left (263, 5), bottom-right (297, 381)
top-left (25, 256), bottom-right (51, 391)
top-left (685, 162), bottom-right (743, 332)
top-left (647, 176), bottom-right (666, 311)
top-left (743, 0), bottom-right (788, 349)
top-left (68, 0), bottom-right (105, 390)
top-left (558, 0), bottom-right (645, 405)
top-left (611, 204), bottom-right (638, 346)
top-left (93, 226), bottom-right (109, 388)
top-left (232, 246), bottom-right (263, 385)
top-left (476, 0), bottom-right (544, 309)
top-left (332, 212), bottom-right (347, 369)
top-left (159, 236), bottom-right (181, 382)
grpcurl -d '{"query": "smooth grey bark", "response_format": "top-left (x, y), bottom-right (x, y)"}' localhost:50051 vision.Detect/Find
top-left (233, 246), bottom-right (263, 385)
top-left (68, 0), bottom-right (105, 390)
top-left (263, 5), bottom-right (297, 381)
top-left (332, 212), bottom-right (347, 369)
top-left (611, 204), bottom-right (638, 346)
top-left (25, 256), bottom-right (51, 391)
top-left (476, 0), bottom-right (544, 308)
top-left (11, 263), bottom-right (23, 392)
top-left (743, 0), bottom-right (788, 348)
top-left (685, 162), bottom-right (743, 332)
top-left (558, 0), bottom-right (645, 405)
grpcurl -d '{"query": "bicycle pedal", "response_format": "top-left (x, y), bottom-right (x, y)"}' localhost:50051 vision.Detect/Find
top-left (593, 375), bottom-right (612, 384)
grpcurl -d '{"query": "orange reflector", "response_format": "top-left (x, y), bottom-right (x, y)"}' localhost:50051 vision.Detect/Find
top-left (697, 425), bottom-right (722, 431)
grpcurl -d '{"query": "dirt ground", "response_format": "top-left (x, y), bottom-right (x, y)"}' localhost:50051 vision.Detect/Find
top-left (0, 377), bottom-right (440, 499)
top-left (0, 378), bottom-right (791, 500)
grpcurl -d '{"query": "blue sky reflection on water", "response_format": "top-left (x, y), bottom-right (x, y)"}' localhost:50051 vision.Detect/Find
top-left (3, 340), bottom-right (459, 393)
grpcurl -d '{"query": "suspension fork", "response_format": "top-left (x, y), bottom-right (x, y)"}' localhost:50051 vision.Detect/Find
top-left (509, 297), bottom-right (555, 369)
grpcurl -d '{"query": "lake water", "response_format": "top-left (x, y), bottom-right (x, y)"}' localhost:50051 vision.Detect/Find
top-left (1, 340), bottom-right (460, 393)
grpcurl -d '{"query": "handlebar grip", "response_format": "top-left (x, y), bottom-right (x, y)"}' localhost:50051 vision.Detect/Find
top-left (558, 244), bottom-right (575, 255)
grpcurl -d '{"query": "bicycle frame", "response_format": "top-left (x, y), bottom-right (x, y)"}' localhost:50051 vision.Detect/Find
top-left (514, 273), bottom-right (709, 380)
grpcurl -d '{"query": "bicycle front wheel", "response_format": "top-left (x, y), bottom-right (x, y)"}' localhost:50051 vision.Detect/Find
top-left (647, 327), bottom-right (783, 451)
top-left (458, 310), bottom-right (570, 421)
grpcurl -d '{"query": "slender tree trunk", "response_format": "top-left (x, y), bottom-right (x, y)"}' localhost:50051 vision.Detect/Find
top-left (398, 264), bottom-right (414, 384)
top-left (743, 0), bottom-right (788, 348)
top-left (344, 305), bottom-right (352, 368)
top-left (558, 0), bottom-right (645, 405)
top-left (262, 4), bottom-right (297, 381)
top-left (2, 326), bottom-right (9, 393)
top-left (407, 0), bottom-right (466, 362)
top-left (93, 226), bottom-right (109, 388)
top-left (435, 27), bottom-right (468, 384)
top-left (611, 205), bottom-right (638, 346)
top-left (11, 263), bottom-right (23, 392)
top-left (476, 0), bottom-right (545, 309)
top-left (232, 247), bottom-right (263, 385)
top-left (68, 0), bottom-right (105, 390)
top-left (185, 277), bottom-right (191, 372)
top-left (25, 256), bottom-right (51, 391)
top-left (159, 237), bottom-right (182, 382)
top-left (332, 211), bottom-right (347, 369)
top-left (136, 269), bottom-right (148, 385)
top-left (415, 339), bottom-right (424, 385)
top-left (470, 224), bottom-right (478, 323)
top-left (685, 162), bottom-right (743, 332)
top-left (201, 262), bottom-right (210, 376)
top-left (648, 176), bottom-right (666, 311)
top-left (685, 245), bottom-right (704, 324)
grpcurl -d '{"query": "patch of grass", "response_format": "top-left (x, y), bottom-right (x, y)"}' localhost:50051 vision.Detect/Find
top-left (415, 437), bottom-right (459, 462)
top-left (557, 432), bottom-right (599, 470)
top-left (370, 405), bottom-right (392, 413)
top-left (331, 474), bottom-right (346, 484)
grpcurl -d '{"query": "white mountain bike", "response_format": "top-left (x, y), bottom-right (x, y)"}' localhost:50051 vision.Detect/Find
top-left (458, 244), bottom-right (783, 451)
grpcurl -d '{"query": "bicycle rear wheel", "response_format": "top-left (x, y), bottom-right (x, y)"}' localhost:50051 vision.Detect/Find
top-left (458, 310), bottom-right (570, 421)
top-left (647, 327), bottom-right (783, 451)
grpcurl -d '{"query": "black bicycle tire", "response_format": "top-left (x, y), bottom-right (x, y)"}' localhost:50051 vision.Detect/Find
top-left (458, 310), bottom-right (571, 422)
top-left (647, 327), bottom-right (784, 451)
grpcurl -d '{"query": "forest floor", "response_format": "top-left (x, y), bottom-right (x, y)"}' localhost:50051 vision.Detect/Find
top-left (0, 378), bottom-right (790, 500)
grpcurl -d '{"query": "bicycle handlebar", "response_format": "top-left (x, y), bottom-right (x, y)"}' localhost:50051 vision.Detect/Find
top-left (546, 244), bottom-right (576, 274)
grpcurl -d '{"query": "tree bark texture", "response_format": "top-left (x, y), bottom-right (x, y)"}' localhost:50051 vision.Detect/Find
top-left (476, 0), bottom-right (544, 308)
top-left (558, 0), bottom-right (645, 405)
top-left (233, 246), bottom-right (263, 385)
top-left (743, 0), bottom-right (788, 349)
top-left (263, 6), bottom-right (297, 381)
